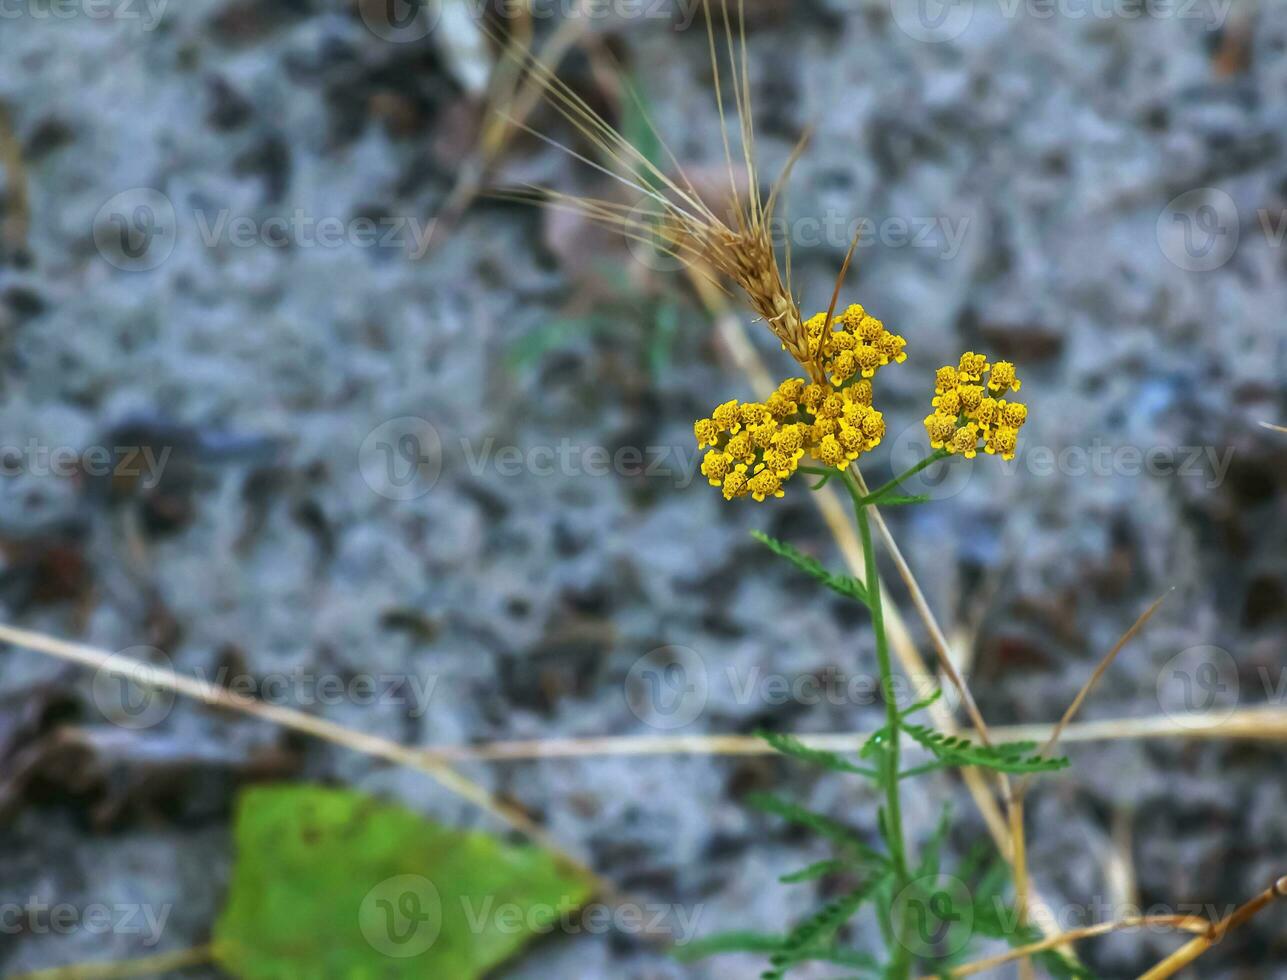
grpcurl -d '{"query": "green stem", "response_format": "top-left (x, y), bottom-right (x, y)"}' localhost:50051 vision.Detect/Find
top-left (861, 449), bottom-right (949, 504)
top-left (843, 469), bottom-right (913, 976)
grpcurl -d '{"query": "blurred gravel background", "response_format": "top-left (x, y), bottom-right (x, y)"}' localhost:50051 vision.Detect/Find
top-left (0, 0), bottom-right (1284, 976)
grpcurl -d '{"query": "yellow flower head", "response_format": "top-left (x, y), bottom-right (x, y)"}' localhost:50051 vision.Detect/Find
top-left (701, 451), bottom-right (731, 487)
top-left (1001, 401), bottom-right (1028, 429)
top-left (989, 360), bottom-right (1021, 393)
top-left (815, 434), bottom-right (846, 470)
top-left (857, 314), bottom-right (885, 344)
top-left (985, 425), bottom-right (1019, 461)
top-left (924, 412), bottom-right (957, 450)
top-left (747, 468), bottom-right (785, 501)
top-left (840, 304), bottom-right (867, 330)
top-left (926, 355), bottom-right (1030, 464)
top-left (722, 469), bottom-right (749, 500)
top-left (829, 350), bottom-right (858, 386)
top-left (774, 424), bottom-right (805, 456)
top-left (957, 352), bottom-right (989, 381)
top-left (695, 304), bottom-right (908, 502)
top-left (856, 345), bottom-right (883, 379)
top-left (949, 423), bottom-right (981, 459)
top-left (694, 418), bottom-right (720, 449)
top-left (712, 400), bottom-right (741, 433)
top-left (933, 388), bottom-right (962, 417)
top-left (777, 378), bottom-right (806, 401)
top-left (846, 379), bottom-right (873, 407)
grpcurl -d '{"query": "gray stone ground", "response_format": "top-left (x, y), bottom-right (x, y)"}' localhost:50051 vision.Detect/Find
top-left (0, 0), bottom-right (1284, 977)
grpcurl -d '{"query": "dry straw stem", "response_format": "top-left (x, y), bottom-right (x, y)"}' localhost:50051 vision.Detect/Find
top-left (911, 915), bottom-right (1210, 980)
top-left (1006, 589), bottom-right (1168, 969)
top-left (432, 2), bottom-right (593, 242)
top-left (1137, 875), bottom-right (1287, 980)
top-left (0, 622), bottom-right (599, 891)
top-left (425, 706), bottom-right (1287, 761)
top-left (0, 100), bottom-right (30, 254)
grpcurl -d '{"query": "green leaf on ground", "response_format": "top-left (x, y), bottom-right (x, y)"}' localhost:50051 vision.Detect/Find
top-left (213, 785), bottom-right (594, 979)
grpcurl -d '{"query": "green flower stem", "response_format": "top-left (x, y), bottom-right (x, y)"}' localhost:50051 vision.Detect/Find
top-left (843, 469), bottom-right (913, 976)
top-left (861, 449), bottom-right (949, 504)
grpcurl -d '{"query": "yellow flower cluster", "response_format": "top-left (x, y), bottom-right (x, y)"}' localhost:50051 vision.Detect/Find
top-left (923, 353), bottom-right (1027, 461)
top-left (804, 303), bottom-right (908, 386)
top-left (696, 305), bottom-right (905, 502)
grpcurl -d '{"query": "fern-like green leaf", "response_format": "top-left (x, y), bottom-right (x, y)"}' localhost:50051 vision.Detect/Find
top-left (763, 875), bottom-right (890, 979)
top-left (916, 806), bottom-right (954, 879)
top-left (672, 931), bottom-right (789, 963)
top-left (748, 794), bottom-right (888, 867)
top-left (751, 531), bottom-right (869, 607)
top-left (866, 492), bottom-right (931, 507)
top-left (899, 688), bottom-right (944, 719)
top-left (757, 731), bottom-right (879, 779)
top-left (903, 725), bottom-right (1070, 775)
top-left (779, 859), bottom-right (850, 884)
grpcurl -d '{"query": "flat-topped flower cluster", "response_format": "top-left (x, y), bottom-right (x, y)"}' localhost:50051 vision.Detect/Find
top-left (694, 305), bottom-right (905, 501)
top-left (923, 354), bottom-right (1028, 461)
top-left (695, 304), bottom-right (1030, 502)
